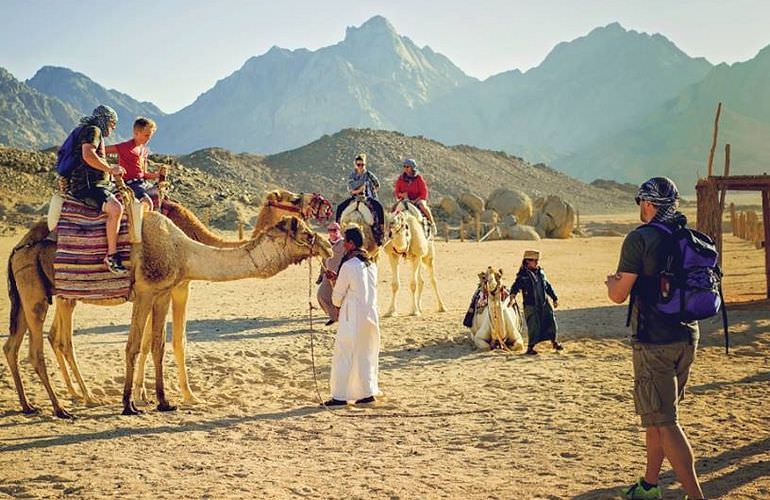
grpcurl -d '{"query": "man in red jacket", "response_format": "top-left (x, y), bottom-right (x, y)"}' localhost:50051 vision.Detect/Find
top-left (393, 158), bottom-right (436, 232)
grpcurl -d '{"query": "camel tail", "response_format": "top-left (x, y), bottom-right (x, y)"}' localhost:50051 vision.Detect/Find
top-left (7, 248), bottom-right (22, 334)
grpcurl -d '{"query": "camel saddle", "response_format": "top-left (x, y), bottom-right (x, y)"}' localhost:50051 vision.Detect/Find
top-left (53, 197), bottom-right (132, 301)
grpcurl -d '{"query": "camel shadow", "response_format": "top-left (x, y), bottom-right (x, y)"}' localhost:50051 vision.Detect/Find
top-left (0, 405), bottom-right (327, 453)
top-left (79, 316), bottom-right (308, 343)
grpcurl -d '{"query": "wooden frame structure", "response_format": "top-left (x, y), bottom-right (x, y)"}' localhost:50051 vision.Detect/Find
top-left (696, 175), bottom-right (770, 298)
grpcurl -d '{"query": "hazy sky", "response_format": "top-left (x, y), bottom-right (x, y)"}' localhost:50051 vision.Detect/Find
top-left (2, 0), bottom-right (768, 113)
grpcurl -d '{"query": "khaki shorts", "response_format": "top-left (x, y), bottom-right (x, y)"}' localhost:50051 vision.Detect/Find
top-left (632, 341), bottom-right (696, 427)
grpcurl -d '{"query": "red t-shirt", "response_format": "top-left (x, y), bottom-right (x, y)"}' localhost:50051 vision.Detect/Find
top-left (394, 174), bottom-right (429, 201)
top-left (114, 139), bottom-right (149, 180)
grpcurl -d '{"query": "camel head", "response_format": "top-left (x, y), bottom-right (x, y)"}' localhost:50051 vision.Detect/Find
top-left (254, 216), bottom-right (332, 265)
top-left (388, 210), bottom-right (411, 252)
top-left (264, 189), bottom-right (333, 224)
top-left (481, 267), bottom-right (504, 296)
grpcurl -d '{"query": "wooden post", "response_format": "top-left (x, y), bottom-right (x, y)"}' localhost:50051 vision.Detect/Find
top-left (729, 203), bottom-right (736, 236)
top-left (719, 144), bottom-right (731, 210)
top-left (696, 178), bottom-right (720, 245)
top-left (576, 208), bottom-right (581, 233)
top-left (237, 221), bottom-right (244, 240)
top-left (475, 214), bottom-right (481, 242)
top-left (763, 190), bottom-right (770, 297)
top-left (459, 220), bottom-right (465, 242)
top-left (444, 223), bottom-right (449, 243)
top-left (706, 102), bottom-right (722, 178)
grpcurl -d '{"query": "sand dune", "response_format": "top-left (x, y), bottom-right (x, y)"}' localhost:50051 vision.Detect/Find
top-left (0, 229), bottom-right (768, 499)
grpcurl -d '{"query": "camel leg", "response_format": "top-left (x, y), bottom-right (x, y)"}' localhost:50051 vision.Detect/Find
top-left (151, 292), bottom-right (176, 412)
top-left (4, 302), bottom-right (38, 414)
top-left (51, 298), bottom-right (102, 405)
top-left (47, 302), bottom-right (78, 398)
top-left (122, 293), bottom-right (153, 416)
top-left (384, 252), bottom-right (400, 317)
top-left (473, 314), bottom-right (492, 350)
top-left (423, 249), bottom-right (447, 313)
top-left (28, 300), bottom-right (73, 419)
top-left (134, 310), bottom-right (154, 403)
top-left (408, 257), bottom-right (421, 316)
top-left (171, 282), bottom-right (201, 404)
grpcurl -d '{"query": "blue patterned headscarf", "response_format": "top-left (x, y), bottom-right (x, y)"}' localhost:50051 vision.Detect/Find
top-left (79, 105), bottom-right (118, 135)
top-left (636, 176), bottom-right (685, 225)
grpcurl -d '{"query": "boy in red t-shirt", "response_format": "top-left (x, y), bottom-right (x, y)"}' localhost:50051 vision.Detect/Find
top-left (106, 117), bottom-right (158, 210)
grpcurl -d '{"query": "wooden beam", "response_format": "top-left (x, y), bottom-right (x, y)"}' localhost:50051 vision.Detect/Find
top-left (706, 102), bottom-right (722, 178)
top-left (697, 175), bottom-right (770, 191)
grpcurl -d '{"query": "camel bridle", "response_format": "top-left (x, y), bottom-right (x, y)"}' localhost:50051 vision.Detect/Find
top-left (266, 193), bottom-right (333, 225)
top-left (388, 213), bottom-right (411, 256)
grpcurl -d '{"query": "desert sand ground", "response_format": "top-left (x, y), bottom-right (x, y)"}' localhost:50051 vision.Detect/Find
top-left (0, 214), bottom-right (768, 499)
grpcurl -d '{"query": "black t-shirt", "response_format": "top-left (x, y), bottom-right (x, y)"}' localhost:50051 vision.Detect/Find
top-left (68, 125), bottom-right (110, 193)
top-left (617, 225), bottom-right (699, 344)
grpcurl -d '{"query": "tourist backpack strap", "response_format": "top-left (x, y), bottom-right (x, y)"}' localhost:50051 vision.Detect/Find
top-left (718, 281), bottom-right (729, 354)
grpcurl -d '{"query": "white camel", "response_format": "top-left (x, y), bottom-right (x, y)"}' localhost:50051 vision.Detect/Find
top-left (470, 267), bottom-right (525, 351)
top-left (383, 203), bottom-right (446, 316)
top-left (339, 195), bottom-right (381, 259)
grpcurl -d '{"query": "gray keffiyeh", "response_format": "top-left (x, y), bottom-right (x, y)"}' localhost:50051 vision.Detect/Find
top-left (635, 176), bottom-right (686, 226)
top-left (79, 105), bottom-right (118, 135)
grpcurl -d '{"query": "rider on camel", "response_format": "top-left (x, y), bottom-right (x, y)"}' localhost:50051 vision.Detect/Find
top-left (335, 153), bottom-right (385, 245)
top-left (393, 158), bottom-right (437, 234)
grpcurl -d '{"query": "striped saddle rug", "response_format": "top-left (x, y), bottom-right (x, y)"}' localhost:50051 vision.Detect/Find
top-left (54, 198), bottom-right (132, 301)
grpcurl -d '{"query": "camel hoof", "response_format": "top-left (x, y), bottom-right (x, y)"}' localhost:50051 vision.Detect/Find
top-left (182, 395), bottom-right (203, 405)
top-left (55, 408), bottom-right (75, 419)
top-left (122, 402), bottom-right (144, 416)
top-left (22, 405), bottom-right (40, 415)
top-left (157, 402), bottom-right (177, 412)
top-left (383, 310), bottom-right (396, 318)
top-left (410, 311), bottom-right (422, 317)
top-left (437, 307), bottom-right (447, 313)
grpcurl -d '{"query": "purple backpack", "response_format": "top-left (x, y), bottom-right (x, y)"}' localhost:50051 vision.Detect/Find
top-left (631, 222), bottom-right (729, 352)
top-left (55, 125), bottom-right (84, 178)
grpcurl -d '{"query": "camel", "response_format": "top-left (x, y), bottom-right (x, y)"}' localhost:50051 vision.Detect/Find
top-left (338, 195), bottom-right (381, 258)
top-left (5, 212), bottom-right (332, 418)
top-left (469, 267), bottom-right (525, 351)
top-left (383, 203), bottom-right (446, 317)
top-left (8, 190), bottom-right (332, 412)
top-left (7, 189), bottom-right (331, 407)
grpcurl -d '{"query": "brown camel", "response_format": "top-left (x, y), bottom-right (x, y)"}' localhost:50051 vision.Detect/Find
top-left (5, 200), bottom-right (330, 416)
top-left (9, 189), bottom-right (331, 407)
top-left (5, 212), bottom-right (331, 417)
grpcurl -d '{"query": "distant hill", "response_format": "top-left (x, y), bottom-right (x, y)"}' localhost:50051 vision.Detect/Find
top-left (0, 129), bottom-right (633, 233)
top-left (560, 44), bottom-right (770, 189)
top-left (0, 67), bottom-right (80, 149)
top-left (27, 66), bottom-right (165, 142)
top-left (154, 16), bottom-right (474, 154)
top-left (412, 23), bottom-right (713, 163)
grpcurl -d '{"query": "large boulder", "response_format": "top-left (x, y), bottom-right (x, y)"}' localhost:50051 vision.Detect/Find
top-left (479, 209), bottom-right (499, 224)
top-left (531, 195), bottom-right (576, 239)
top-left (439, 196), bottom-right (460, 217)
top-left (458, 192), bottom-right (485, 215)
top-left (500, 224), bottom-right (541, 241)
top-left (486, 188), bottom-right (533, 223)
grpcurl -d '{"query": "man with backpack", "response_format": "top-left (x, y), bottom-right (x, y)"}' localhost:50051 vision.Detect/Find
top-left (606, 177), bottom-right (705, 500)
top-left (59, 105), bottom-right (128, 274)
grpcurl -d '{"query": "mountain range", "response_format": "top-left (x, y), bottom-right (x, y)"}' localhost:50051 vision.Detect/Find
top-left (1, 15), bottom-right (769, 190)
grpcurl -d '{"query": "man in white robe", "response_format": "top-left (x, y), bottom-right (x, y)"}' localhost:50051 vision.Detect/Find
top-left (323, 227), bottom-right (380, 407)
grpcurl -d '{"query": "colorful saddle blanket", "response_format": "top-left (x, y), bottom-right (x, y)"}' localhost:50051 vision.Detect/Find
top-left (53, 198), bottom-right (132, 300)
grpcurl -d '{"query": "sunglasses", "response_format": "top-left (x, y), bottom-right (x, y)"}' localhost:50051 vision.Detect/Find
top-left (355, 162), bottom-right (364, 166)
